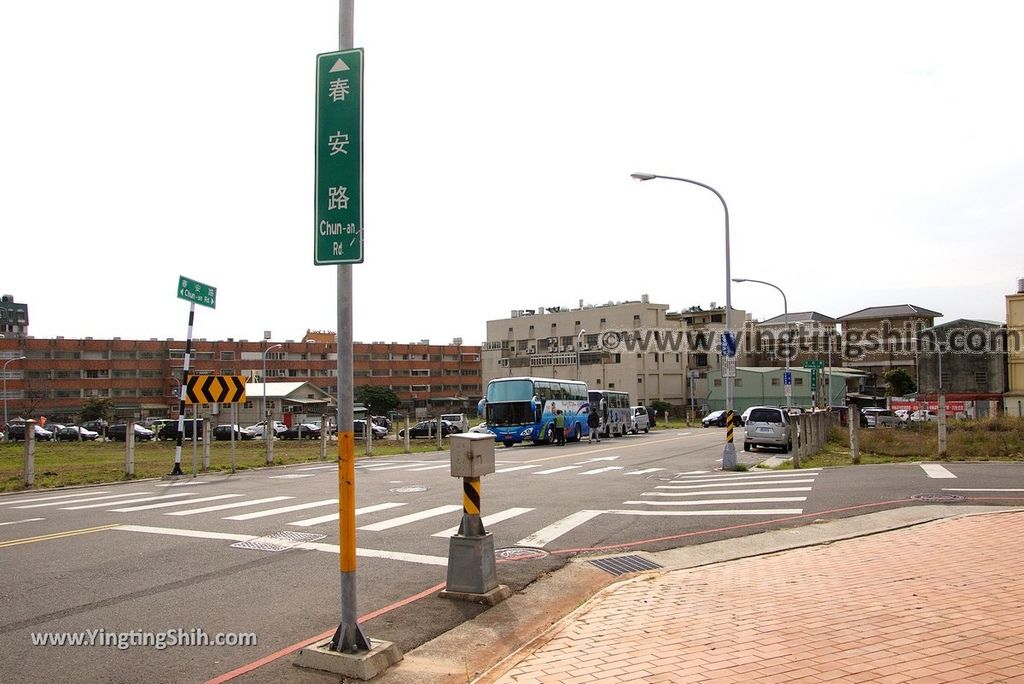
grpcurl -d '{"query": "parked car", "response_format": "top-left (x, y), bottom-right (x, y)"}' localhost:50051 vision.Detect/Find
top-left (702, 410), bottom-right (744, 428)
top-left (910, 409), bottom-right (939, 422)
top-left (81, 419), bottom-right (108, 436)
top-left (279, 423), bottom-right (322, 440)
top-left (157, 421), bottom-right (204, 441)
top-left (107, 424), bottom-right (156, 442)
top-left (212, 424), bottom-right (256, 441)
top-left (743, 406), bottom-right (792, 452)
top-left (353, 419), bottom-right (387, 439)
top-left (646, 406), bottom-right (657, 427)
top-left (630, 406), bottom-right (650, 434)
top-left (862, 408), bottom-right (899, 428)
top-left (469, 422), bottom-right (492, 434)
top-left (441, 413), bottom-right (469, 432)
top-left (7, 423), bottom-right (54, 441)
top-left (56, 425), bottom-right (100, 441)
top-left (894, 409), bottom-right (911, 423)
top-left (399, 420), bottom-right (460, 439)
top-left (247, 420), bottom-right (287, 437)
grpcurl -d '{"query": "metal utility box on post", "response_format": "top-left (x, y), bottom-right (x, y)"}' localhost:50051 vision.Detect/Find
top-left (440, 433), bottom-right (510, 605)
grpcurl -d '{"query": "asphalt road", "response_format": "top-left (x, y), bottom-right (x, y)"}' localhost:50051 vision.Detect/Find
top-left (2, 427), bottom-right (1023, 683)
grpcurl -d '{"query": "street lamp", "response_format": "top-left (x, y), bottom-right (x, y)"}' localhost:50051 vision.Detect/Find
top-left (733, 278), bottom-right (790, 409)
top-left (576, 328), bottom-right (586, 381)
top-left (632, 171), bottom-right (737, 469)
top-left (3, 355), bottom-right (26, 441)
top-left (263, 343), bottom-right (282, 462)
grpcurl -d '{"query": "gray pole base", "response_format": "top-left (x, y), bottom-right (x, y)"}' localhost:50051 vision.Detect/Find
top-left (294, 637), bottom-right (402, 680)
top-left (441, 532), bottom-right (511, 605)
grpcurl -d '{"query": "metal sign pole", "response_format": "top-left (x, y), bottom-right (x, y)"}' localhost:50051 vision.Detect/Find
top-left (171, 302), bottom-right (195, 476)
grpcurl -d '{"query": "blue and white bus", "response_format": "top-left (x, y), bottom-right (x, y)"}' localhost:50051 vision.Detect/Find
top-left (588, 389), bottom-right (631, 437)
top-left (478, 376), bottom-right (589, 447)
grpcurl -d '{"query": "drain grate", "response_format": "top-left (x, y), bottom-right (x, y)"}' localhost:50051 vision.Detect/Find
top-left (231, 531), bottom-right (326, 552)
top-left (588, 555), bottom-right (663, 576)
top-left (911, 493), bottom-right (965, 503)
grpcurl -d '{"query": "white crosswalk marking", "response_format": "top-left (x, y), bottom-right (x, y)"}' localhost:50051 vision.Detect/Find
top-left (494, 464), bottom-right (540, 474)
top-left (288, 502), bottom-right (407, 527)
top-left (0, 518), bottom-right (45, 527)
top-left (61, 492), bottom-right (198, 510)
top-left (920, 464), bottom-right (956, 479)
top-left (359, 463), bottom-right (424, 472)
top-left (515, 510), bottom-right (604, 547)
top-left (268, 474), bottom-right (315, 479)
top-left (111, 494), bottom-right (243, 512)
top-left (656, 479), bottom-right (817, 490)
top-left (406, 464), bottom-right (451, 472)
top-left (607, 508), bottom-right (804, 516)
top-left (624, 468), bottom-right (664, 476)
top-left (670, 470), bottom-right (820, 483)
top-left (166, 496), bottom-right (294, 516)
top-left (643, 487), bottom-right (812, 497)
top-left (624, 497), bottom-right (807, 506)
top-left (0, 490), bottom-right (109, 506)
top-left (431, 507), bottom-right (534, 537)
top-left (534, 465), bottom-right (582, 475)
top-left (580, 466), bottom-right (624, 476)
top-left (224, 499), bottom-right (337, 521)
top-left (358, 505), bottom-right (462, 532)
top-left (15, 491), bottom-right (149, 509)
top-left (296, 465), bottom-right (338, 472)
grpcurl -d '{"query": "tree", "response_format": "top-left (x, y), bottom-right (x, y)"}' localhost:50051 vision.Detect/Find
top-left (80, 398), bottom-right (112, 423)
top-left (649, 400), bottom-right (672, 416)
top-left (354, 386), bottom-right (400, 417)
top-left (883, 368), bottom-right (917, 397)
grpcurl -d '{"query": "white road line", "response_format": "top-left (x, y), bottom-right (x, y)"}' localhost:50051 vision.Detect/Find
top-left (154, 481), bottom-right (208, 487)
top-left (111, 494), bottom-right (243, 512)
top-left (943, 488), bottom-right (1024, 492)
top-left (358, 505), bottom-right (463, 532)
top-left (678, 470), bottom-right (710, 475)
top-left (166, 496), bottom-right (294, 516)
top-left (0, 517), bottom-right (45, 527)
top-left (657, 479), bottom-right (817, 490)
top-left (288, 502), bottom-right (407, 527)
top-left (920, 464), bottom-right (957, 479)
top-left (114, 524), bottom-right (448, 565)
top-left (296, 465), bottom-right (338, 471)
top-left (359, 464), bottom-right (424, 472)
top-left (624, 468), bottom-right (664, 476)
top-left (62, 492), bottom-right (198, 510)
top-left (534, 465), bottom-right (583, 475)
top-left (268, 474), bottom-right (315, 479)
top-left (515, 510), bottom-right (604, 547)
top-left (580, 466), bottom-right (624, 476)
top-left (643, 487), bottom-right (813, 497)
top-left (224, 499), bottom-right (337, 521)
top-left (624, 497), bottom-right (808, 506)
top-left (431, 507), bottom-right (534, 537)
top-left (607, 508), bottom-right (804, 516)
top-left (15, 491), bottom-right (148, 509)
top-left (406, 464), bottom-right (451, 472)
top-left (0, 491), bottom-right (109, 506)
top-left (494, 465), bottom-right (540, 474)
top-left (670, 470), bottom-right (821, 483)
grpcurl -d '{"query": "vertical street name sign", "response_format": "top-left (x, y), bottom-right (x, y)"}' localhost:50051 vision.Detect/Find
top-left (315, 48), bottom-right (364, 264)
top-left (177, 275), bottom-right (217, 309)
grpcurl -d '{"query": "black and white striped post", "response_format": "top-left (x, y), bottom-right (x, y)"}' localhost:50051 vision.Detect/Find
top-left (170, 302), bottom-right (195, 477)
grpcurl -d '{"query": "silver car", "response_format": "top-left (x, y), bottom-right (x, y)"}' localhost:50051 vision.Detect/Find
top-left (743, 406), bottom-right (792, 452)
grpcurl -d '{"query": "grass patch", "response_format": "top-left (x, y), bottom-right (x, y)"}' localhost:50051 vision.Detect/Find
top-left (0, 438), bottom-right (456, 492)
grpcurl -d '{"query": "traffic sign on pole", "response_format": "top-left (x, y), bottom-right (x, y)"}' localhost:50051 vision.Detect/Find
top-left (721, 331), bottom-right (737, 357)
top-left (315, 48), bottom-right (364, 265)
top-left (185, 375), bottom-right (247, 405)
top-left (803, 359), bottom-right (825, 369)
top-left (177, 275), bottom-right (216, 309)
top-left (783, 370), bottom-right (793, 385)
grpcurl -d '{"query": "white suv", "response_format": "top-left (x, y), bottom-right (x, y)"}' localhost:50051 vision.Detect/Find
top-left (743, 406), bottom-right (792, 452)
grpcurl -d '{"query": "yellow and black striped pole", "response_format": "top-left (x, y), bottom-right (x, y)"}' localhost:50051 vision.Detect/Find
top-left (725, 409), bottom-right (734, 445)
top-left (458, 477), bottom-right (486, 537)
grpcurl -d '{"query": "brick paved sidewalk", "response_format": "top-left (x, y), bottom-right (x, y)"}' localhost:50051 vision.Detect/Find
top-left (487, 511), bottom-right (1024, 683)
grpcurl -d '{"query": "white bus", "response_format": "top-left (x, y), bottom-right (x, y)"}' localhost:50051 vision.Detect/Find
top-left (588, 389), bottom-right (631, 437)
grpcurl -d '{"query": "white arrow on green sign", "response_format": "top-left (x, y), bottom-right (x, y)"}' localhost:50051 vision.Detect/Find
top-left (177, 275), bottom-right (216, 309)
top-left (315, 48), bottom-right (363, 265)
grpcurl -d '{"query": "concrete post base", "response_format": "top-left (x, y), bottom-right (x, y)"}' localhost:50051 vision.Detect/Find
top-left (445, 532), bottom-right (498, 595)
top-left (294, 637), bottom-right (402, 680)
top-left (439, 583), bottom-right (513, 606)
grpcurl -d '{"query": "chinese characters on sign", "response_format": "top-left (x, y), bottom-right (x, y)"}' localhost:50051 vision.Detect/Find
top-left (315, 48), bottom-right (363, 264)
top-left (176, 275), bottom-right (217, 309)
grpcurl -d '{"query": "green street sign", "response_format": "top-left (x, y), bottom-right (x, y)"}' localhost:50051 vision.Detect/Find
top-left (810, 368), bottom-right (818, 391)
top-left (315, 48), bottom-right (363, 265)
top-left (177, 275), bottom-right (216, 309)
top-left (803, 359), bottom-right (825, 369)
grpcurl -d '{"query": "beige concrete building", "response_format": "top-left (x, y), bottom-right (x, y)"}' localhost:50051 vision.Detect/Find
top-left (1004, 280), bottom-right (1024, 416)
top-left (482, 297), bottom-right (749, 414)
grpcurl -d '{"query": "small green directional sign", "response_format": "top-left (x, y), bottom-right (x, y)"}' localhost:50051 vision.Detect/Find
top-left (177, 275), bottom-right (216, 309)
top-left (315, 48), bottom-right (364, 265)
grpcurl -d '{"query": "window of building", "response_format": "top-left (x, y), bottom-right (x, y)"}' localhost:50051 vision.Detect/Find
top-left (771, 377), bottom-right (780, 385)
top-left (637, 377), bottom-right (643, 384)
top-left (220, 351), bottom-right (235, 360)
top-left (795, 378), bottom-right (804, 385)
top-left (110, 351), bottom-right (134, 360)
top-left (714, 379), bottom-right (722, 387)
top-left (84, 369), bottom-right (109, 379)
top-left (608, 383), bottom-right (615, 389)
top-left (411, 369), bottom-right (430, 376)
top-left (975, 371), bottom-right (988, 386)
top-left (735, 379), bottom-right (743, 387)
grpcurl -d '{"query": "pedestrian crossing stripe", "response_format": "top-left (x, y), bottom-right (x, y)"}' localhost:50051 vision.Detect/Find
top-left (185, 374), bottom-right (246, 405)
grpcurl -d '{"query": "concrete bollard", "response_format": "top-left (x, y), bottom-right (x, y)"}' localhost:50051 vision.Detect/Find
top-left (849, 403), bottom-right (860, 464)
top-left (126, 419), bottom-right (135, 477)
top-left (24, 419), bottom-right (36, 487)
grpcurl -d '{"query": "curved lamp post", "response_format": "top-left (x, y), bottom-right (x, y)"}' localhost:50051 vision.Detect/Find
top-left (733, 278), bottom-right (790, 409)
top-left (3, 355), bottom-right (26, 441)
top-left (576, 328), bottom-right (586, 381)
top-left (631, 171), bottom-right (737, 469)
top-left (263, 343), bottom-right (282, 463)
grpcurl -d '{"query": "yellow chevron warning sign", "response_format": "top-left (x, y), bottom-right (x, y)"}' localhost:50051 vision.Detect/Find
top-left (185, 375), bottom-right (247, 405)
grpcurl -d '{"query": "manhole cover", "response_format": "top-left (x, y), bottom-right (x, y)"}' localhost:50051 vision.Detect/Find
top-left (389, 485), bottom-right (427, 493)
top-left (495, 547), bottom-right (549, 560)
top-left (588, 555), bottom-right (663, 576)
top-left (910, 493), bottom-right (965, 503)
top-left (231, 531), bottom-right (326, 552)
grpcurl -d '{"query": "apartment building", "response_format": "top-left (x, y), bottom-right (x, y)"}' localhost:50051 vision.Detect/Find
top-left (0, 331), bottom-right (481, 425)
top-left (1004, 280), bottom-right (1024, 417)
top-left (482, 297), bottom-right (749, 412)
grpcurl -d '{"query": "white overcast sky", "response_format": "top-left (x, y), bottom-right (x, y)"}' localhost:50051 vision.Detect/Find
top-left (3, 1), bottom-right (1022, 344)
